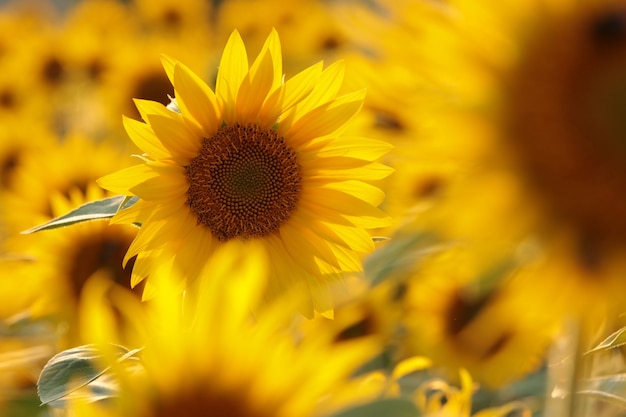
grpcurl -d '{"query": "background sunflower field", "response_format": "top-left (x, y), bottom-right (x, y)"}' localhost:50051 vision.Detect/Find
top-left (1, 0), bottom-right (626, 416)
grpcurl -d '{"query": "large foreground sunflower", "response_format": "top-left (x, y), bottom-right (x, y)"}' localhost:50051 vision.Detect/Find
top-left (409, 0), bottom-right (626, 328)
top-left (69, 243), bottom-right (378, 417)
top-left (98, 29), bottom-right (392, 316)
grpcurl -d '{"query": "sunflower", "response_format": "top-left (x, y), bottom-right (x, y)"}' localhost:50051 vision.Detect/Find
top-left (102, 32), bottom-right (215, 127)
top-left (2, 188), bottom-right (139, 345)
top-left (0, 119), bottom-right (55, 196)
top-left (407, 0), bottom-right (626, 329)
top-left (325, 0), bottom-right (467, 234)
top-left (400, 245), bottom-right (559, 388)
top-left (69, 242), bottom-right (378, 417)
top-left (214, 0), bottom-right (348, 76)
top-left (3, 132), bottom-right (133, 235)
top-left (130, 0), bottom-right (213, 38)
top-left (54, 0), bottom-right (141, 137)
top-left (98, 29), bottom-right (392, 316)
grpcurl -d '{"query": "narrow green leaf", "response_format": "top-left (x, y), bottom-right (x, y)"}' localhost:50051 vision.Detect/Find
top-left (22, 196), bottom-right (139, 234)
top-left (37, 344), bottom-right (142, 408)
top-left (578, 373), bottom-right (626, 408)
top-left (586, 326), bottom-right (626, 354)
top-left (329, 398), bottom-right (420, 417)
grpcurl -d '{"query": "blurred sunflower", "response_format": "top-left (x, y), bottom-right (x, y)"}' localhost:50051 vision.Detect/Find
top-left (0, 120), bottom-right (55, 196)
top-left (328, 0), bottom-right (465, 233)
top-left (56, 0), bottom-right (141, 137)
top-left (214, 0), bottom-right (348, 75)
top-left (70, 242), bottom-right (378, 417)
top-left (102, 32), bottom-right (215, 129)
top-left (412, 0), bottom-right (626, 327)
top-left (130, 0), bottom-right (213, 38)
top-left (98, 29), bottom-right (392, 316)
top-left (401, 245), bottom-right (559, 388)
top-left (2, 191), bottom-right (139, 345)
top-left (3, 133), bottom-right (133, 235)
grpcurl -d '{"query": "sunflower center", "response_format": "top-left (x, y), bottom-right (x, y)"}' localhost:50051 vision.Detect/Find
top-left (0, 148), bottom-right (20, 189)
top-left (151, 383), bottom-right (273, 417)
top-left (186, 123), bottom-right (301, 241)
top-left (444, 289), bottom-right (511, 360)
top-left (68, 228), bottom-right (138, 298)
top-left (508, 4), bottom-right (626, 250)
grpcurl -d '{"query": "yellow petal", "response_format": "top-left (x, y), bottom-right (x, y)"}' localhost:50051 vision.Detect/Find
top-left (315, 180), bottom-right (385, 206)
top-left (133, 98), bottom-right (172, 121)
top-left (281, 222), bottom-right (341, 270)
top-left (145, 112), bottom-right (200, 163)
top-left (173, 61), bottom-right (220, 138)
top-left (305, 187), bottom-right (389, 226)
top-left (110, 199), bottom-right (155, 224)
top-left (303, 159), bottom-right (394, 182)
top-left (123, 116), bottom-right (172, 160)
top-left (258, 61), bottom-right (324, 128)
top-left (130, 167), bottom-right (188, 201)
top-left (281, 61), bottom-right (345, 127)
top-left (391, 356), bottom-right (433, 381)
top-left (97, 164), bottom-right (157, 195)
top-left (216, 30), bottom-right (249, 125)
top-left (236, 29), bottom-right (283, 123)
top-left (284, 89), bottom-right (365, 147)
top-left (160, 54), bottom-right (177, 86)
top-left (313, 137), bottom-right (393, 160)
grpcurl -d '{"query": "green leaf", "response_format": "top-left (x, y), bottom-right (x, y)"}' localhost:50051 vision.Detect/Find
top-left (329, 398), bottom-right (421, 417)
top-left (37, 344), bottom-right (142, 408)
top-left (22, 195), bottom-right (139, 234)
top-left (586, 326), bottom-right (626, 354)
top-left (578, 373), bottom-right (626, 408)
top-left (364, 231), bottom-right (441, 286)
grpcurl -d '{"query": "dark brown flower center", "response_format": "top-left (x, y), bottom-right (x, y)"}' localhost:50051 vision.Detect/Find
top-left (129, 71), bottom-right (173, 119)
top-left (0, 147), bottom-right (20, 190)
top-left (150, 382), bottom-right (273, 417)
top-left (186, 123), bottom-right (301, 241)
top-left (507, 3), bottom-right (626, 255)
top-left (444, 288), bottom-right (511, 360)
top-left (41, 56), bottom-right (65, 86)
top-left (68, 226), bottom-right (139, 298)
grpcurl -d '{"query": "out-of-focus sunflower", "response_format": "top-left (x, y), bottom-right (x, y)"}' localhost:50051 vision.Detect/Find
top-left (2, 185), bottom-right (138, 344)
top-left (0, 120), bottom-right (55, 196)
top-left (70, 242), bottom-right (378, 417)
top-left (298, 274), bottom-right (404, 350)
top-left (130, 0), bottom-right (213, 39)
top-left (98, 29), bottom-right (392, 316)
top-left (214, 0), bottom-right (348, 75)
top-left (328, 0), bottom-right (465, 233)
top-left (409, 0), bottom-right (626, 329)
top-left (3, 133), bottom-right (133, 235)
top-left (400, 245), bottom-right (559, 388)
top-left (102, 32), bottom-right (215, 128)
top-left (55, 0), bottom-right (141, 137)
